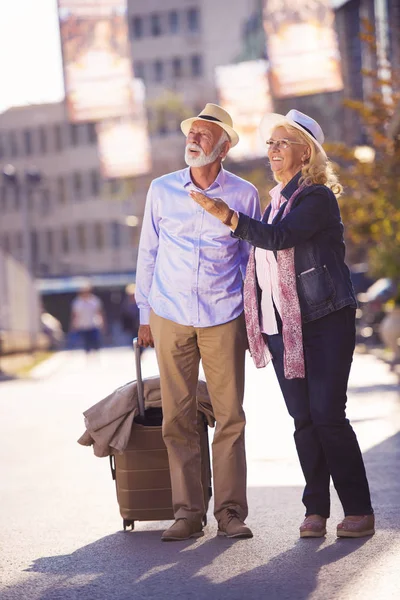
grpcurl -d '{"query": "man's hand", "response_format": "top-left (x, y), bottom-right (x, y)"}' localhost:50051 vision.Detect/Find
top-left (138, 324), bottom-right (154, 347)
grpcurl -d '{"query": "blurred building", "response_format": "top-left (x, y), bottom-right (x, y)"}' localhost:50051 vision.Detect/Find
top-left (127, 0), bottom-right (264, 172)
top-left (1, 1), bottom-right (397, 285)
top-left (0, 1), bottom-right (264, 278)
top-left (334, 0), bottom-right (400, 144)
top-left (0, 1), bottom-right (263, 333)
top-left (0, 102), bottom-right (148, 281)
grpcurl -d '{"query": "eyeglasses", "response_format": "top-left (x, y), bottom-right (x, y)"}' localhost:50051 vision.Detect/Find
top-left (266, 138), bottom-right (305, 150)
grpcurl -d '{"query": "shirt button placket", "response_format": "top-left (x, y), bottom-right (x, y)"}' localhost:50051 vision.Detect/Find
top-left (193, 212), bottom-right (202, 325)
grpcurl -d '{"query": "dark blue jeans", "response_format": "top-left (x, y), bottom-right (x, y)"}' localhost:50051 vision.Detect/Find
top-left (266, 306), bottom-right (373, 518)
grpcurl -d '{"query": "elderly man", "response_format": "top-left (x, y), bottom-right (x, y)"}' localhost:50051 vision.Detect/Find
top-left (136, 103), bottom-right (260, 541)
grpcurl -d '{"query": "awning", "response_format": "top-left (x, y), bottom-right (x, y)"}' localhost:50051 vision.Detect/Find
top-left (37, 272), bottom-right (136, 294)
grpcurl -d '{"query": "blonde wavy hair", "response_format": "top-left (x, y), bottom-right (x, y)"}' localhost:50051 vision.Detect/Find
top-left (272, 123), bottom-right (343, 198)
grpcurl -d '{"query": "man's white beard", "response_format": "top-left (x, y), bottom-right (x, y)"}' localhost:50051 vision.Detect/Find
top-left (184, 141), bottom-right (224, 167)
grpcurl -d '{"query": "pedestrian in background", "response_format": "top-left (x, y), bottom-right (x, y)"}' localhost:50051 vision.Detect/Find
top-left (120, 283), bottom-right (139, 343)
top-left (136, 104), bottom-right (260, 541)
top-left (70, 283), bottom-right (105, 354)
top-left (190, 109), bottom-right (375, 539)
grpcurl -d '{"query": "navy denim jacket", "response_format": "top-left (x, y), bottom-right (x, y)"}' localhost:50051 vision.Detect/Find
top-left (233, 172), bottom-right (357, 323)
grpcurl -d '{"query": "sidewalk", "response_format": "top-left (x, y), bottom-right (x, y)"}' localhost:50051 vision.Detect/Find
top-left (0, 346), bottom-right (399, 600)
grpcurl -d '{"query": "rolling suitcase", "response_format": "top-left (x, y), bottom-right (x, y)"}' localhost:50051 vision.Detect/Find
top-left (109, 339), bottom-right (212, 531)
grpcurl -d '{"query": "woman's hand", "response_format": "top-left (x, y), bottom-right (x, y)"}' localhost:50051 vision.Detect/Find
top-left (189, 190), bottom-right (231, 224)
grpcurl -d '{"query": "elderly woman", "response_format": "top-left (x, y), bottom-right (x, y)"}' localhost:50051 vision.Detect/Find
top-left (190, 109), bottom-right (375, 539)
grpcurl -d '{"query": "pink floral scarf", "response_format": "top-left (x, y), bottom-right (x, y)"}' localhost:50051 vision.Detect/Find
top-left (244, 183), bottom-right (306, 379)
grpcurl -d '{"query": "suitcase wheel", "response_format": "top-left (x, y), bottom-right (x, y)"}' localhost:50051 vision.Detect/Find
top-left (123, 519), bottom-right (135, 531)
top-left (202, 515), bottom-right (207, 527)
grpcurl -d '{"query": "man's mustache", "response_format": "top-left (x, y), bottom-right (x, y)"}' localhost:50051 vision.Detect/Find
top-left (186, 143), bottom-right (203, 153)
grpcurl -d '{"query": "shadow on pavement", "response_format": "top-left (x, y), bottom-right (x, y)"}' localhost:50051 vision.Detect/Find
top-left (4, 509), bottom-right (371, 600)
top-left (3, 435), bottom-right (400, 600)
top-left (0, 372), bottom-right (18, 382)
top-left (348, 383), bottom-right (400, 395)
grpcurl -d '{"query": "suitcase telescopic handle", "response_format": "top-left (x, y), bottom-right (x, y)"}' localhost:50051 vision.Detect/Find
top-left (133, 338), bottom-right (145, 418)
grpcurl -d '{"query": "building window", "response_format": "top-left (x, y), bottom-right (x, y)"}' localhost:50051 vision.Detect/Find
top-left (111, 221), bottom-right (121, 248)
top-left (70, 123), bottom-right (79, 146)
top-left (27, 188), bottom-right (34, 212)
top-left (77, 224), bottom-right (87, 250)
top-left (94, 223), bottom-right (104, 250)
top-left (9, 131), bottom-right (18, 157)
top-left (46, 230), bottom-right (53, 255)
top-left (41, 189), bottom-right (50, 214)
top-left (15, 232), bottom-right (23, 251)
top-left (135, 61), bottom-right (145, 81)
top-left (187, 7), bottom-right (200, 32)
top-left (87, 122), bottom-right (96, 144)
top-left (154, 60), bottom-right (164, 82)
top-left (0, 185), bottom-right (6, 212)
top-left (151, 13), bottom-right (161, 36)
top-left (54, 124), bottom-right (63, 151)
top-left (24, 129), bottom-right (32, 156)
top-left (90, 170), bottom-right (100, 196)
top-left (110, 178), bottom-right (120, 195)
top-left (191, 54), bottom-right (203, 77)
top-left (61, 227), bottom-right (69, 253)
top-left (30, 230), bottom-right (38, 268)
top-left (168, 10), bottom-right (179, 34)
top-left (131, 16), bottom-right (143, 39)
top-left (12, 186), bottom-right (20, 211)
top-left (39, 126), bottom-right (47, 153)
top-left (2, 233), bottom-right (10, 253)
top-left (57, 176), bottom-right (66, 204)
top-left (172, 57), bottom-right (183, 78)
top-left (73, 172), bottom-right (82, 199)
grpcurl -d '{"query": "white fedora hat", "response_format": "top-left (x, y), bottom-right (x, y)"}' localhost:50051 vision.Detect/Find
top-left (181, 103), bottom-right (239, 147)
top-left (260, 109), bottom-right (326, 157)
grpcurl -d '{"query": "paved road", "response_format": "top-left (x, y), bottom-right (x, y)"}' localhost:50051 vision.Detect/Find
top-left (1, 347), bottom-right (399, 600)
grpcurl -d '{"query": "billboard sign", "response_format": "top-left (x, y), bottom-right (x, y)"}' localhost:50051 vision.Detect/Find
top-left (96, 79), bottom-right (151, 178)
top-left (215, 60), bottom-right (272, 160)
top-left (263, 0), bottom-right (344, 98)
top-left (58, 0), bottom-right (134, 122)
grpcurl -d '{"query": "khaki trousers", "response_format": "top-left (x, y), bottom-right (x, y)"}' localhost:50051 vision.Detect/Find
top-left (149, 310), bottom-right (248, 523)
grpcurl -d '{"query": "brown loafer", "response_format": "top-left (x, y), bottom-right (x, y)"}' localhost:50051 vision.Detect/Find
top-left (217, 509), bottom-right (253, 539)
top-left (337, 514), bottom-right (375, 538)
top-left (161, 518), bottom-right (204, 542)
top-left (300, 514), bottom-right (327, 538)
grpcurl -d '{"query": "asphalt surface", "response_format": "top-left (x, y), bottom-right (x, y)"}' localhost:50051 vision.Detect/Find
top-left (0, 347), bottom-right (399, 600)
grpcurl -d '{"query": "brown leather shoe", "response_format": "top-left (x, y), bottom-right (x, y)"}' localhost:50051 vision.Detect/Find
top-left (217, 509), bottom-right (253, 539)
top-left (300, 515), bottom-right (327, 538)
top-left (337, 514), bottom-right (375, 538)
top-left (161, 518), bottom-right (204, 542)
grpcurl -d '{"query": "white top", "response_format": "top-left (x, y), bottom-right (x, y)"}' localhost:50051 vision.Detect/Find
top-left (254, 183), bottom-right (285, 335)
top-left (72, 294), bottom-right (103, 330)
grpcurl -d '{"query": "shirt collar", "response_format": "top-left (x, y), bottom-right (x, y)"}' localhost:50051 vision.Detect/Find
top-left (281, 171), bottom-right (302, 200)
top-left (183, 166), bottom-right (225, 191)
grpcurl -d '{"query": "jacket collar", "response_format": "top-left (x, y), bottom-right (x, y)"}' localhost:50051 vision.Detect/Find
top-left (281, 171), bottom-right (302, 201)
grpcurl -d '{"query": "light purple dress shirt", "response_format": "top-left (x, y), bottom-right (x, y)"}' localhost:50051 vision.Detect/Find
top-left (136, 166), bottom-right (260, 327)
